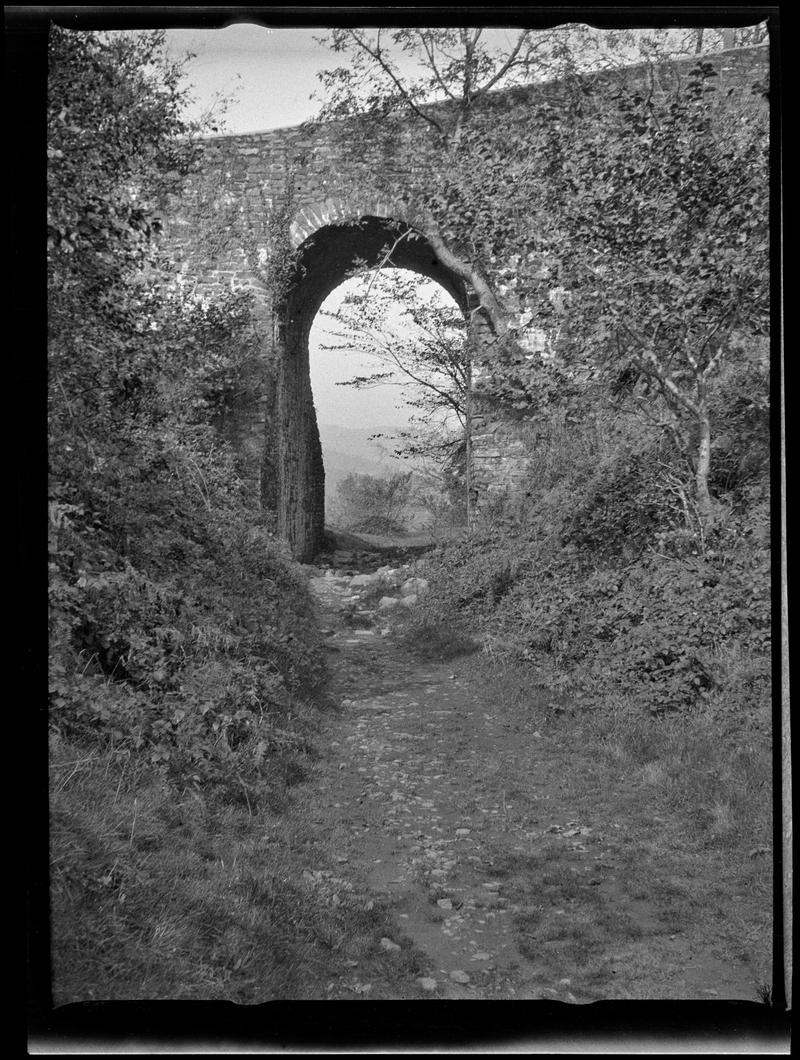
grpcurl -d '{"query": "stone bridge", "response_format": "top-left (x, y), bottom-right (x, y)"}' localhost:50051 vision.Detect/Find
top-left (165, 44), bottom-right (767, 561)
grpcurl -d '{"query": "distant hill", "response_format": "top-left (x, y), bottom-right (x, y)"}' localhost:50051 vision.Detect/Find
top-left (318, 423), bottom-right (407, 505)
top-left (318, 423), bottom-right (449, 532)
top-left (318, 423), bottom-right (405, 463)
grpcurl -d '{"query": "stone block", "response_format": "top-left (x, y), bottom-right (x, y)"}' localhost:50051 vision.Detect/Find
top-left (400, 577), bottom-right (429, 597)
top-left (351, 573), bottom-right (379, 588)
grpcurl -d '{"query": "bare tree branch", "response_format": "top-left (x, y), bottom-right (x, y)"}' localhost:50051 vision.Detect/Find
top-left (471, 31), bottom-right (532, 100)
top-left (418, 32), bottom-right (459, 102)
top-left (349, 30), bottom-right (445, 135)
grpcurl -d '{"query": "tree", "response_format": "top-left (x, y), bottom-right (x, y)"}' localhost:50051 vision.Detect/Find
top-left (49, 29), bottom-right (201, 453)
top-left (332, 471), bottom-right (414, 534)
top-left (543, 61), bottom-right (769, 532)
top-left (314, 26), bottom-right (761, 342)
top-left (47, 27), bottom-right (269, 629)
top-left (47, 26), bottom-right (329, 793)
top-left (317, 269), bottom-right (469, 473)
top-left (315, 28), bottom-right (605, 349)
top-left (47, 28), bottom-right (265, 511)
top-left (314, 26), bottom-right (769, 533)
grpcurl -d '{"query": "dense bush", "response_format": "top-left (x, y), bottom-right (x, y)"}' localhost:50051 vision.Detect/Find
top-left (410, 352), bottom-right (770, 725)
top-left (47, 27), bottom-right (327, 801)
top-left (49, 500), bottom-right (326, 798)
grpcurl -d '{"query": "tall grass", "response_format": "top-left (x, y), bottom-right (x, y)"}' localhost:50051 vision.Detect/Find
top-left (460, 656), bottom-right (772, 849)
top-left (49, 730), bottom-right (422, 1002)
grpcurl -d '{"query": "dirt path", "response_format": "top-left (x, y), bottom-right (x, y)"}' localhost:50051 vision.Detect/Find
top-left (301, 553), bottom-right (770, 1002)
top-left (308, 565), bottom-right (528, 998)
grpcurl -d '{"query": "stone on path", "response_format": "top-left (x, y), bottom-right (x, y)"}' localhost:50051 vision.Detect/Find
top-left (449, 970), bottom-right (470, 984)
top-left (378, 596), bottom-right (399, 611)
top-left (351, 573), bottom-right (379, 587)
top-left (437, 898), bottom-right (453, 910)
top-left (417, 977), bottom-right (438, 992)
top-left (379, 937), bottom-right (401, 953)
top-left (401, 576), bottom-right (429, 597)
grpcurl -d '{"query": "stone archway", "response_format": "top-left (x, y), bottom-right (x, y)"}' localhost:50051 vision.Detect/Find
top-left (273, 215), bottom-right (468, 562)
top-left (165, 46), bottom-right (767, 563)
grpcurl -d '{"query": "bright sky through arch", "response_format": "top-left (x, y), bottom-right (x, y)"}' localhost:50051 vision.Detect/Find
top-left (309, 270), bottom-right (462, 433)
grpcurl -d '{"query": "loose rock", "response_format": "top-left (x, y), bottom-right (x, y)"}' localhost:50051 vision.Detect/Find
top-left (351, 573), bottom-right (379, 588)
top-left (401, 577), bottom-right (429, 597)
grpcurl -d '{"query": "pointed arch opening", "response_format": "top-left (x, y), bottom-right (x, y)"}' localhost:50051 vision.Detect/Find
top-left (273, 217), bottom-right (468, 560)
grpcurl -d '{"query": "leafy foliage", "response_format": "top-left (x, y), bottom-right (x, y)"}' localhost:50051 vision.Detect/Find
top-left (314, 28), bottom-right (769, 724)
top-left (315, 30), bottom-right (768, 527)
top-left (48, 27), bottom-right (327, 799)
top-left (410, 346), bottom-right (769, 723)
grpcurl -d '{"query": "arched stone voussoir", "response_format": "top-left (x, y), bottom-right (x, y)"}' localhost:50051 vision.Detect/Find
top-left (288, 196), bottom-right (410, 249)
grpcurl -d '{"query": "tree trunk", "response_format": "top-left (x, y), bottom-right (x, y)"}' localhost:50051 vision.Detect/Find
top-left (694, 407), bottom-right (715, 530)
top-left (421, 221), bottom-right (511, 338)
top-left (465, 351), bottom-right (473, 525)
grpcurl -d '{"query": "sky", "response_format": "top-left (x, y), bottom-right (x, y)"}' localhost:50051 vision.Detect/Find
top-left (164, 26), bottom-right (334, 134)
top-left (309, 275), bottom-right (461, 432)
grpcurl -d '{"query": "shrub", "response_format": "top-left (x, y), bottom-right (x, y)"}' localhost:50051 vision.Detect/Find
top-left (411, 394), bottom-right (770, 722)
top-left (49, 494), bottom-right (327, 796)
top-left (331, 471), bottom-right (413, 534)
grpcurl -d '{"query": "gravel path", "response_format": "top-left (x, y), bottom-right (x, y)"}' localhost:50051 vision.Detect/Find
top-left (307, 565), bottom-right (564, 999)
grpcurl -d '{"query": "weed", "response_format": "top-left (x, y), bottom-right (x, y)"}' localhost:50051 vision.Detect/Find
top-left (756, 982), bottom-right (774, 1005)
top-left (49, 731), bottom-right (423, 1002)
top-left (399, 619), bottom-right (479, 662)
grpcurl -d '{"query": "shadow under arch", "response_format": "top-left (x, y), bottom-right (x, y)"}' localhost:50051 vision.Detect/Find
top-left (272, 216), bottom-right (468, 562)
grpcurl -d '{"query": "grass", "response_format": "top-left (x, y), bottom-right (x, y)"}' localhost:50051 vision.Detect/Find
top-left (465, 655), bottom-right (772, 845)
top-left (398, 617), bottom-right (480, 662)
top-left (49, 568), bottom-right (773, 1004)
top-left (49, 731), bottom-right (429, 1002)
top-left (448, 655), bottom-right (773, 1000)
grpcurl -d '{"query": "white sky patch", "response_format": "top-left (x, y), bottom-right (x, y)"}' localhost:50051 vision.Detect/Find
top-left (161, 24), bottom-right (759, 136)
top-left (164, 25), bottom-right (333, 133)
top-left (309, 272), bottom-right (460, 431)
